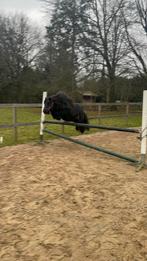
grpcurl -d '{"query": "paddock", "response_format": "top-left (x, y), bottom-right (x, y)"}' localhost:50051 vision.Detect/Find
top-left (0, 131), bottom-right (147, 261)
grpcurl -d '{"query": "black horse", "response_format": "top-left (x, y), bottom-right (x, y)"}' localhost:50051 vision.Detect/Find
top-left (43, 92), bottom-right (89, 133)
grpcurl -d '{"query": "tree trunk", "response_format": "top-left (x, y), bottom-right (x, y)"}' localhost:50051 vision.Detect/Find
top-left (106, 77), bottom-right (116, 102)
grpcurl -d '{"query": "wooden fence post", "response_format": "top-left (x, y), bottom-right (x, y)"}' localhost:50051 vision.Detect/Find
top-left (126, 103), bottom-right (129, 126)
top-left (61, 123), bottom-right (65, 134)
top-left (13, 106), bottom-right (17, 142)
top-left (98, 104), bottom-right (101, 124)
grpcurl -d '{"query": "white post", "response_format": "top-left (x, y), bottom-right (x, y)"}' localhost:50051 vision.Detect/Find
top-left (140, 90), bottom-right (147, 164)
top-left (40, 91), bottom-right (47, 141)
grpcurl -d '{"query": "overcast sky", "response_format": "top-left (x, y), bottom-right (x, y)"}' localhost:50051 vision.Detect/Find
top-left (0, 0), bottom-right (47, 26)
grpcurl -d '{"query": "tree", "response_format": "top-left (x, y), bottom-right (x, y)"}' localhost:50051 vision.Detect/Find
top-left (136, 0), bottom-right (147, 33)
top-left (79, 0), bottom-right (131, 102)
top-left (0, 14), bottom-right (43, 102)
top-left (40, 0), bottom-right (147, 102)
top-left (122, 0), bottom-right (147, 77)
top-left (41, 0), bottom-right (81, 94)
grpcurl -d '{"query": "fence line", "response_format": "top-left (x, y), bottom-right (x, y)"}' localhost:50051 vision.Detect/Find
top-left (0, 102), bottom-right (142, 143)
top-left (0, 104), bottom-right (41, 108)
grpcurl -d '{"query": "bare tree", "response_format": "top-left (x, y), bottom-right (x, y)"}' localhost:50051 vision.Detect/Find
top-left (136, 0), bottom-right (147, 33)
top-left (122, 0), bottom-right (147, 77)
top-left (79, 0), bottom-right (131, 102)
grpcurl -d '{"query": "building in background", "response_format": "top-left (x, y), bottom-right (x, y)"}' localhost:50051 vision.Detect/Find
top-left (82, 91), bottom-right (103, 103)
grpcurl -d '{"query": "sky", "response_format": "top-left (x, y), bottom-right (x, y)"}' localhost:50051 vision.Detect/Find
top-left (0, 0), bottom-right (48, 26)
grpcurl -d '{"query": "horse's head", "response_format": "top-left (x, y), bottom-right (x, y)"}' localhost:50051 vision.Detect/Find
top-left (43, 95), bottom-right (55, 114)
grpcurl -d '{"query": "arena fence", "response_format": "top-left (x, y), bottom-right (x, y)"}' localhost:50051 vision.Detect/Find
top-left (40, 91), bottom-right (147, 168)
top-left (0, 101), bottom-right (142, 143)
top-left (0, 99), bottom-right (142, 142)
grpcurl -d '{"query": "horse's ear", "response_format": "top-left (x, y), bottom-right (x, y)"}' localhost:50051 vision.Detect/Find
top-left (52, 94), bottom-right (58, 102)
top-left (52, 97), bottom-right (56, 102)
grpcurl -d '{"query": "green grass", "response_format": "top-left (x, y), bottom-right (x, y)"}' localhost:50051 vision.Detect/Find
top-left (0, 107), bottom-right (141, 147)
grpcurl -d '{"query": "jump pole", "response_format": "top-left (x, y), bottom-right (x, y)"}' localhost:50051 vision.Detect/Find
top-left (43, 128), bottom-right (138, 164)
top-left (40, 91), bottom-right (47, 142)
top-left (140, 90), bottom-right (147, 166)
top-left (43, 120), bottom-right (139, 133)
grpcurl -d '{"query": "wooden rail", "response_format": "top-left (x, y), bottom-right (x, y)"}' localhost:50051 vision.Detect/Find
top-left (0, 103), bottom-right (142, 143)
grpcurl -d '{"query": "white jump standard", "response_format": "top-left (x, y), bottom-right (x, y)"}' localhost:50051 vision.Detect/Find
top-left (40, 91), bottom-right (47, 142)
top-left (140, 90), bottom-right (147, 165)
